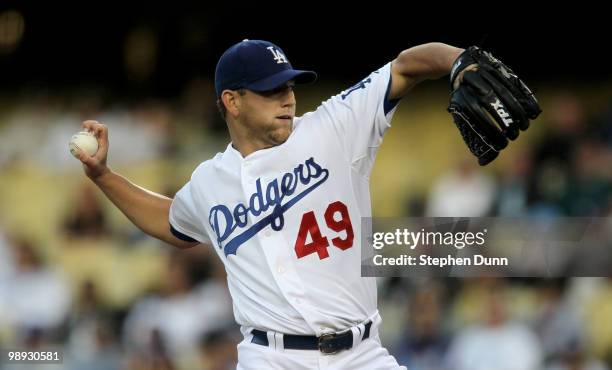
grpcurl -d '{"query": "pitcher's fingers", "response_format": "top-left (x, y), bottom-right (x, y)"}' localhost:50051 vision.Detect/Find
top-left (74, 147), bottom-right (96, 166)
top-left (82, 120), bottom-right (100, 133)
top-left (94, 124), bottom-right (109, 150)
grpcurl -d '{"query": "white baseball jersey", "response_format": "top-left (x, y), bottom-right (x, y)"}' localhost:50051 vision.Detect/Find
top-left (169, 62), bottom-right (399, 337)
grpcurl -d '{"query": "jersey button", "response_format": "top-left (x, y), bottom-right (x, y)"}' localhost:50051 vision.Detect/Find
top-left (277, 265), bottom-right (285, 274)
top-left (264, 230), bottom-right (271, 237)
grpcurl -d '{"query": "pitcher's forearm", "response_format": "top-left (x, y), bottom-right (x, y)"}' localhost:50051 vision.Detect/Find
top-left (74, 121), bottom-right (196, 249)
top-left (92, 169), bottom-right (174, 243)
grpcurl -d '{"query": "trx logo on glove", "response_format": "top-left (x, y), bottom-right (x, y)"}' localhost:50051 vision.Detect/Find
top-left (491, 98), bottom-right (513, 126)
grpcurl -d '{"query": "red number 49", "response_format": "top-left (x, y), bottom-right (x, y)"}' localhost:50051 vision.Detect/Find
top-left (294, 201), bottom-right (354, 260)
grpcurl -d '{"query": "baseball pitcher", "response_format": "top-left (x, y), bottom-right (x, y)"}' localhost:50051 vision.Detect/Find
top-left (74, 39), bottom-right (539, 369)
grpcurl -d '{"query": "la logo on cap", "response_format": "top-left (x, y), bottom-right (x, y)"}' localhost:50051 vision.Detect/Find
top-left (267, 46), bottom-right (288, 64)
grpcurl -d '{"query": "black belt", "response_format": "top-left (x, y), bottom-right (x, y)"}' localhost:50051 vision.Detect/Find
top-left (251, 321), bottom-right (372, 354)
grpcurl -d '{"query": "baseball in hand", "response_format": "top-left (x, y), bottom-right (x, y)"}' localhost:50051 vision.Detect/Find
top-left (69, 131), bottom-right (98, 157)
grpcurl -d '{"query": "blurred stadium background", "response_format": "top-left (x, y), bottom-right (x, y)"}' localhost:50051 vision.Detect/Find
top-left (0, 4), bottom-right (611, 370)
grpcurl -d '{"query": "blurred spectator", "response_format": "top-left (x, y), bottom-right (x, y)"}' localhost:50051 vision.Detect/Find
top-left (528, 160), bottom-right (568, 216)
top-left (0, 94), bottom-right (65, 169)
top-left (532, 92), bottom-right (587, 168)
top-left (564, 139), bottom-right (611, 216)
top-left (598, 104), bottom-right (612, 145)
top-left (128, 328), bottom-right (176, 370)
top-left (546, 338), bottom-right (609, 370)
top-left (496, 148), bottom-right (533, 216)
top-left (94, 103), bottom-right (169, 165)
top-left (426, 159), bottom-right (496, 217)
top-left (392, 281), bottom-right (449, 370)
top-left (534, 279), bottom-right (585, 363)
top-left (0, 96), bottom-right (175, 172)
top-left (583, 278), bottom-right (612, 368)
top-left (66, 318), bottom-right (123, 370)
top-left (178, 77), bottom-right (222, 133)
top-left (522, 109), bottom-right (612, 216)
top-left (0, 237), bottom-right (71, 344)
top-left (65, 280), bottom-right (123, 370)
top-left (123, 250), bottom-right (233, 369)
top-left (130, 100), bottom-right (180, 158)
top-left (0, 227), bottom-right (15, 283)
top-left (62, 184), bottom-right (110, 239)
top-left (199, 328), bottom-right (240, 370)
top-left (526, 92), bottom-right (605, 217)
top-left (445, 279), bottom-right (543, 370)
top-left (0, 227), bottom-right (15, 342)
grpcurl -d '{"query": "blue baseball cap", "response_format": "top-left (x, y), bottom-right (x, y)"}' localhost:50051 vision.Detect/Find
top-left (215, 39), bottom-right (317, 97)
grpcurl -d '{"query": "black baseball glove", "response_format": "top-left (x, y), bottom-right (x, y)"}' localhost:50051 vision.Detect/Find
top-left (448, 46), bottom-right (541, 165)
